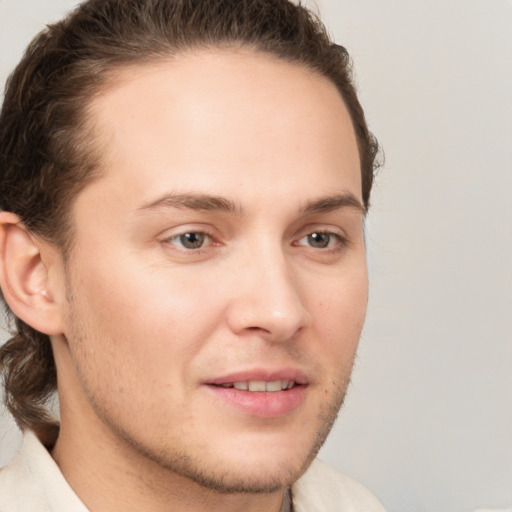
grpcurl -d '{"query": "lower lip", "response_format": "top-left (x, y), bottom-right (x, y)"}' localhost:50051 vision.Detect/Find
top-left (204, 385), bottom-right (307, 418)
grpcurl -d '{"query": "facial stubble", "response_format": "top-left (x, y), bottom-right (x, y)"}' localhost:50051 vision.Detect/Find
top-left (63, 271), bottom-right (355, 495)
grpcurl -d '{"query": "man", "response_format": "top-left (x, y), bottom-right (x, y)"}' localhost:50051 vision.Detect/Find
top-left (0, 0), bottom-right (384, 510)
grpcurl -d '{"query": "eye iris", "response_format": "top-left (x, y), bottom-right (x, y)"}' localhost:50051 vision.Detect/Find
top-left (308, 232), bottom-right (330, 248)
top-left (180, 233), bottom-right (205, 249)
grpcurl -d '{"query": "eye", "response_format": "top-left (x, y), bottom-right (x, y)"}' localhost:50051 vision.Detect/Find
top-left (168, 232), bottom-right (211, 250)
top-left (297, 232), bottom-right (342, 249)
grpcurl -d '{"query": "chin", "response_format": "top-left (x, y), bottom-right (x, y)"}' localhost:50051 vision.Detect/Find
top-left (123, 427), bottom-right (320, 495)
top-left (159, 430), bottom-right (326, 495)
top-left (169, 453), bottom-right (310, 495)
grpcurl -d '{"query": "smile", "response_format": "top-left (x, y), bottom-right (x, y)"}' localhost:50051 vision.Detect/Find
top-left (206, 379), bottom-right (307, 418)
top-left (216, 380), bottom-right (296, 392)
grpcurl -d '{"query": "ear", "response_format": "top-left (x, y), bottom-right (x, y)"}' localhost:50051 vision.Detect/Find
top-left (0, 211), bottom-right (66, 335)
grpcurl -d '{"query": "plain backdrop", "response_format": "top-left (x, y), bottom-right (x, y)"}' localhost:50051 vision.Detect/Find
top-left (1, 1), bottom-right (511, 511)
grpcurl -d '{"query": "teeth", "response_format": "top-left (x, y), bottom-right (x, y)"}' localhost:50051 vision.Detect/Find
top-left (249, 380), bottom-right (266, 392)
top-left (221, 380), bottom-right (296, 392)
top-left (265, 380), bottom-right (282, 392)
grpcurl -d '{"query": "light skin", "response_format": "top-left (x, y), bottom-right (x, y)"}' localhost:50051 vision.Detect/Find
top-left (0, 49), bottom-right (368, 512)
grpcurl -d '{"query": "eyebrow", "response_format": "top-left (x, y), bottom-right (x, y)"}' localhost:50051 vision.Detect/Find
top-left (301, 193), bottom-right (366, 216)
top-left (138, 191), bottom-right (365, 216)
top-left (138, 193), bottom-right (242, 216)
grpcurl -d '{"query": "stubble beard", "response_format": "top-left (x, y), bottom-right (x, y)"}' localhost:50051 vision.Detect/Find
top-left (102, 386), bottom-right (350, 495)
top-left (65, 280), bottom-right (354, 495)
top-left (80, 366), bottom-right (352, 495)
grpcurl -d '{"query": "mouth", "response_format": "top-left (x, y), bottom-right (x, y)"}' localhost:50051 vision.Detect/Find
top-left (214, 380), bottom-right (298, 392)
top-left (204, 372), bottom-right (308, 418)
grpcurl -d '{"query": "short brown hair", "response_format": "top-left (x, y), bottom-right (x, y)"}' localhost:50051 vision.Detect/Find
top-left (0, 0), bottom-right (380, 444)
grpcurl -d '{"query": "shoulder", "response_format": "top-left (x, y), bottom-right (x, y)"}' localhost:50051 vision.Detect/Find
top-left (292, 459), bottom-right (386, 512)
top-left (0, 431), bottom-right (87, 512)
top-left (0, 433), bottom-right (47, 511)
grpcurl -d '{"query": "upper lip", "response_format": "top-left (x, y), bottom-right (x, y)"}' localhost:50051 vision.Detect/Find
top-left (205, 368), bottom-right (309, 386)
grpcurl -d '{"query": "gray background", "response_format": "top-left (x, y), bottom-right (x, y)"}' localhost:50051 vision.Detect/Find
top-left (1, 1), bottom-right (511, 511)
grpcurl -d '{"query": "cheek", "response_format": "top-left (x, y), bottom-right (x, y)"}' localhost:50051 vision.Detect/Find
top-left (310, 265), bottom-right (368, 357)
top-left (63, 261), bottom-right (223, 430)
top-left (66, 253), bottom-right (226, 371)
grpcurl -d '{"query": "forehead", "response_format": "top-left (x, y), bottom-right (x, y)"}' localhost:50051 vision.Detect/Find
top-left (80, 49), bottom-right (361, 212)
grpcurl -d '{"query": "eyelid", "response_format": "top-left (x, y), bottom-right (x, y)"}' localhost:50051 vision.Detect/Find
top-left (291, 224), bottom-right (351, 255)
top-left (167, 232), bottom-right (212, 250)
top-left (159, 225), bottom-right (220, 252)
top-left (297, 231), bottom-right (341, 243)
top-left (293, 223), bottom-right (347, 241)
top-left (159, 223), bottom-right (215, 239)
top-left (295, 232), bottom-right (346, 249)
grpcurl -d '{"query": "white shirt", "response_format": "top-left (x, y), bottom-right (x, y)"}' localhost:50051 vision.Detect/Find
top-left (0, 432), bottom-right (386, 511)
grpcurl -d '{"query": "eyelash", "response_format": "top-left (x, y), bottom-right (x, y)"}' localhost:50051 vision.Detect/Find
top-left (295, 231), bottom-right (347, 251)
top-left (165, 231), bottom-right (215, 251)
top-left (164, 229), bottom-right (347, 253)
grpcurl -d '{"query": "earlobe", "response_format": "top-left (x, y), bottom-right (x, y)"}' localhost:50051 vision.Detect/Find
top-left (0, 211), bottom-right (65, 335)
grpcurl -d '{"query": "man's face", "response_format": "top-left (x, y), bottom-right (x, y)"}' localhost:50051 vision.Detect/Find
top-left (56, 50), bottom-right (368, 492)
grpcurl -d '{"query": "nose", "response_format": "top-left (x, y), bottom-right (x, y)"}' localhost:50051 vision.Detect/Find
top-left (226, 247), bottom-right (311, 342)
